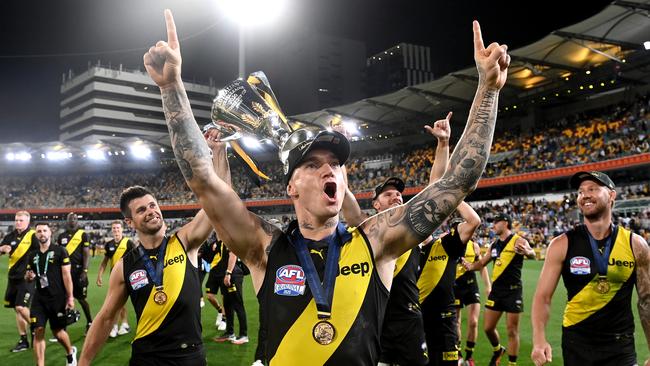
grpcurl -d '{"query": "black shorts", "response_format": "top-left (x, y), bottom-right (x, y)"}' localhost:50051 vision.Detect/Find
top-left (453, 278), bottom-right (480, 308)
top-left (72, 272), bottom-right (88, 299)
top-left (562, 328), bottom-right (636, 366)
top-left (424, 309), bottom-right (459, 362)
top-left (30, 295), bottom-right (67, 330)
top-left (4, 279), bottom-right (35, 308)
top-left (205, 271), bottom-right (224, 295)
top-left (130, 345), bottom-right (206, 366)
top-left (379, 316), bottom-right (428, 366)
top-left (485, 286), bottom-right (523, 313)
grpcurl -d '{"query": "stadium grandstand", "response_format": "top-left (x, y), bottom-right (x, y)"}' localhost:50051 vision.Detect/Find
top-left (1, 1), bottom-right (649, 248)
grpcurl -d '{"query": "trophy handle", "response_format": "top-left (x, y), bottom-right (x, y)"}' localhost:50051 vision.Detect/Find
top-left (202, 122), bottom-right (243, 142)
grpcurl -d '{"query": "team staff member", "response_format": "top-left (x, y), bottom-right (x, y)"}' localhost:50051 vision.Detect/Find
top-left (0, 210), bottom-right (38, 352)
top-left (531, 171), bottom-right (650, 366)
top-left (57, 212), bottom-right (93, 331)
top-left (152, 9), bottom-right (508, 364)
top-left (203, 233), bottom-right (230, 337)
top-left (418, 202), bottom-right (480, 366)
top-left (466, 213), bottom-right (535, 366)
top-left (453, 219), bottom-right (491, 366)
top-left (80, 126), bottom-right (229, 366)
top-left (25, 222), bottom-right (77, 366)
top-left (96, 220), bottom-right (135, 338)
top-left (341, 113), bottom-right (453, 366)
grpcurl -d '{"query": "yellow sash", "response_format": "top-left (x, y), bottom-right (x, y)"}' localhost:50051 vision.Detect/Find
top-left (110, 237), bottom-right (130, 269)
top-left (65, 230), bottom-right (85, 256)
top-left (8, 229), bottom-right (35, 271)
top-left (418, 238), bottom-right (450, 304)
top-left (491, 235), bottom-right (519, 283)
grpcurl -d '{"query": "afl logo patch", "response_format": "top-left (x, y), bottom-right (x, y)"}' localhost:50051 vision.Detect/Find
top-left (129, 269), bottom-right (149, 290)
top-left (274, 265), bottom-right (306, 296)
top-left (569, 256), bottom-right (591, 275)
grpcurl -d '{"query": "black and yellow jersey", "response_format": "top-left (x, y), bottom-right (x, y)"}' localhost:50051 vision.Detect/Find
top-left (384, 247), bottom-right (422, 320)
top-left (122, 234), bottom-right (202, 355)
top-left (1, 229), bottom-right (37, 280)
top-left (418, 228), bottom-right (465, 311)
top-left (258, 224), bottom-right (389, 366)
top-left (562, 225), bottom-right (635, 335)
top-left (201, 239), bottom-right (232, 277)
top-left (104, 237), bottom-right (134, 269)
top-left (489, 234), bottom-right (523, 290)
top-left (56, 229), bottom-right (89, 271)
top-left (455, 240), bottom-right (478, 286)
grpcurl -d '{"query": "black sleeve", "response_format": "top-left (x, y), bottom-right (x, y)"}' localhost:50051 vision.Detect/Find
top-left (127, 239), bottom-right (135, 252)
top-left (58, 246), bottom-right (71, 266)
top-left (82, 232), bottom-right (90, 247)
top-left (441, 229), bottom-right (465, 259)
top-left (1, 233), bottom-right (11, 246)
top-left (26, 252), bottom-right (34, 271)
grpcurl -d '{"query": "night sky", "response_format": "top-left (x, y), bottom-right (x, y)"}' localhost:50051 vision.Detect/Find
top-left (0, 0), bottom-right (612, 142)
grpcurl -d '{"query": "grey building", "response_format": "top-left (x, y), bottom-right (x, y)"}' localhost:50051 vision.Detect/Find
top-left (366, 43), bottom-right (434, 97)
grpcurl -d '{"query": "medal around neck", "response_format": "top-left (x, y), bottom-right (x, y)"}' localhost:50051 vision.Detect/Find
top-left (154, 286), bottom-right (168, 305)
top-left (595, 276), bottom-right (610, 294)
top-left (313, 320), bottom-right (336, 345)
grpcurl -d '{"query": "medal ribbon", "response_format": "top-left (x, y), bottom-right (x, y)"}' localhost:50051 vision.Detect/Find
top-left (34, 251), bottom-right (54, 278)
top-left (287, 222), bottom-right (351, 319)
top-left (136, 236), bottom-right (169, 289)
top-left (585, 224), bottom-right (617, 276)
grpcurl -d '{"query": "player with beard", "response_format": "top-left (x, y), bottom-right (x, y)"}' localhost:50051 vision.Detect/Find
top-left (0, 211), bottom-right (38, 352)
top-left (25, 222), bottom-right (77, 366)
top-left (531, 171), bottom-right (650, 366)
top-left (79, 131), bottom-right (229, 366)
top-left (56, 212), bottom-right (93, 331)
top-left (148, 10), bottom-right (509, 364)
top-left (465, 212), bottom-right (535, 366)
top-left (96, 220), bottom-right (135, 338)
top-left (340, 113), bottom-right (453, 366)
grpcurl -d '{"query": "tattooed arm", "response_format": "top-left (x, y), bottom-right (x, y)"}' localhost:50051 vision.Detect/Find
top-left (632, 234), bottom-right (650, 357)
top-left (426, 112), bottom-right (452, 182)
top-left (359, 21), bottom-right (509, 285)
top-left (144, 10), bottom-right (277, 292)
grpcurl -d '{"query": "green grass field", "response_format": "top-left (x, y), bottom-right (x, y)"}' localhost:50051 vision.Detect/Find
top-left (0, 257), bottom-right (647, 365)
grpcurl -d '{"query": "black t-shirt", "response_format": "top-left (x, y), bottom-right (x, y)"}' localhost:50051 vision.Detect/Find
top-left (56, 228), bottom-right (89, 270)
top-left (201, 238), bottom-right (239, 277)
top-left (26, 245), bottom-right (70, 298)
top-left (1, 229), bottom-right (38, 280)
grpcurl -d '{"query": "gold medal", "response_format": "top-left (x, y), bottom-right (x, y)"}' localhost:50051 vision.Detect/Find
top-left (495, 259), bottom-right (502, 266)
top-left (154, 289), bottom-right (168, 305)
top-left (595, 277), bottom-right (610, 294)
top-left (312, 320), bottom-right (336, 345)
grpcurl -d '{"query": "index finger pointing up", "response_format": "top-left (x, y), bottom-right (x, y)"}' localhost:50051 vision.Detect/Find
top-left (473, 20), bottom-right (484, 52)
top-left (164, 9), bottom-right (180, 50)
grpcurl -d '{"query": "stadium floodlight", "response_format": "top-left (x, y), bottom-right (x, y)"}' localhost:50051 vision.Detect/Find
top-left (130, 144), bottom-right (152, 159)
top-left (241, 135), bottom-right (262, 149)
top-left (86, 149), bottom-right (106, 161)
top-left (6, 152), bottom-right (32, 161)
top-left (343, 121), bottom-right (359, 135)
top-left (645, 41), bottom-right (650, 50)
top-left (46, 151), bottom-right (70, 161)
top-left (216, 0), bottom-right (287, 27)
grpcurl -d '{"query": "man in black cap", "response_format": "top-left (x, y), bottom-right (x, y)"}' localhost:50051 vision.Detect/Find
top-left (466, 212), bottom-right (535, 366)
top-left (532, 171), bottom-right (650, 366)
top-left (147, 9), bottom-right (509, 365)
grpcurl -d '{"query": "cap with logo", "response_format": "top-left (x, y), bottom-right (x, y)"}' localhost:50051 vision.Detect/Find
top-left (372, 177), bottom-right (405, 200)
top-left (569, 171), bottom-right (615, 190)
top-left (282, 129), bottom-right (350, 184)
top-left (493, 213), bottom-right (512, 225)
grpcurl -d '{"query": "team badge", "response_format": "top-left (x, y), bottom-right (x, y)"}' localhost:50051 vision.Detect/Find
top-left (569, 256), bottom-right (591, 275)
top-left (274, 265), bottom-right (306, 296)
top-left (129, 269), bottom-right (149, 290)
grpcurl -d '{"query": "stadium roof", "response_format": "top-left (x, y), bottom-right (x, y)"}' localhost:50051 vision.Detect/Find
top-left (292, 0), bottom-right (650, 135)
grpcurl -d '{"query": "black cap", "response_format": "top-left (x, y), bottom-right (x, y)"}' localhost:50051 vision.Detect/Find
top-left (493, 213), bottom-right (512, 225)
top-left (570, 171), bottom-right (615, 190)
top-left (372, 177), bottom-right (405, 200)
top-left (283, 130), bottom-right (350, 184)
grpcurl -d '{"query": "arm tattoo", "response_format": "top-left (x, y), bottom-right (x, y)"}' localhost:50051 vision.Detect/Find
top-left (161, 86), bottom-right (212, 184)
top-left (405, 88), bottom-right (498, 239)
top-left (635, 237), bottom-right (650, 347)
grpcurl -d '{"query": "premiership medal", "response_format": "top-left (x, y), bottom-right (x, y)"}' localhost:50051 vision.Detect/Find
top-left (154, 287), bottom-right (168, 305)
top-left (313, 320), bottom-right (336, 345)
top-left (495, 258), bottom-right (502, 266)
top-left (595, 276), bottom-right (610, 294)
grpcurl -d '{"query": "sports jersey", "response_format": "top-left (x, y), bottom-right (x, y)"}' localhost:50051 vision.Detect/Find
top-left (489, 233), bottom-right (523, 290)
top-left (2, 229), bottom-right (38, 280)
top-left (104, 237), bottom-right (134, 269)
top-left (57, 228), bottom-right (89, 271)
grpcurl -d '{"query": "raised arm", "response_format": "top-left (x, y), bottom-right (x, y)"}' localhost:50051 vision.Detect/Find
top-left (455, 202), bottom-right (480, 244)
top-left (340, 165), bottom-right (369, 227)
top-left (632, 233), bottom-right (650, 363)
top-left (145, 10), bottom-right (276, 279)
top-left (426, 111), bottom-right (452, 182)
top-left (531, 234), bottom-right (566, 366)
top-left (361, 21), bottom-right (509, 263)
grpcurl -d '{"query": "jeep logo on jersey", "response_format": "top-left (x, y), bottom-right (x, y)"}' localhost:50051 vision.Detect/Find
top-left (608, 257), bottom-right (635, 268)
top-left (129, 269), bottom-right (149, 290)
top-left (274, 265), bottom-right (306, 296)
top-left (337, 261), bottom-right (370, 276)
top-left (164, 254), bottom-right (185, 268)
top-left (569, 256), bottom-right (591, 275)
top-left (427, 254), bottom-right (448, 262)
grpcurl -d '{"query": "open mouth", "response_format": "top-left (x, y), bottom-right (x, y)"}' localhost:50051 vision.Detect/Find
top-left (324, 182), bottom-right (337, 199)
